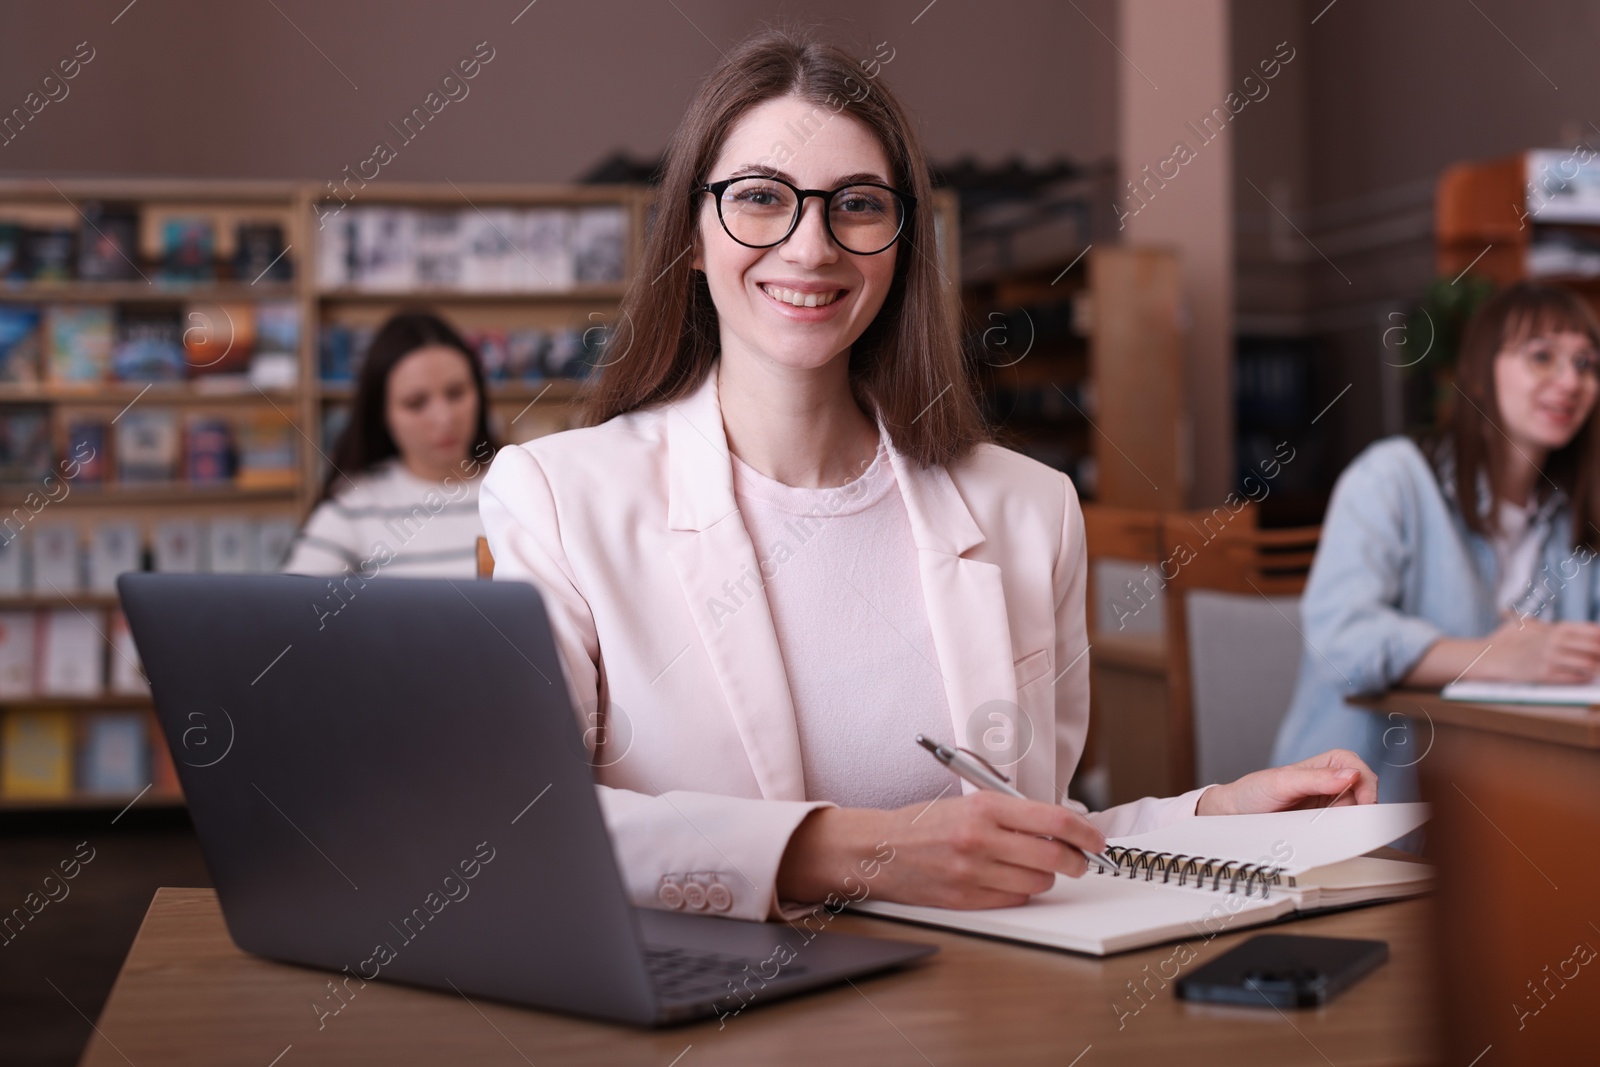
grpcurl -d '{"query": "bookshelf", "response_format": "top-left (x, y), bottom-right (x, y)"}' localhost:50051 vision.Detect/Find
top-left (1437, 150), bottom-right (1600, 308)
top-left (0, 178), bottom-right (649, 813)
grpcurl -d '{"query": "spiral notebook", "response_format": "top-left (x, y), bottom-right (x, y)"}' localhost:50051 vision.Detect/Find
top-left (852, 803), bottom-right (1432, 956)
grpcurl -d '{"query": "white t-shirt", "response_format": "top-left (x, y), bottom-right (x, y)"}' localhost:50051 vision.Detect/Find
top-left (730, 437), bottom-right (960, 810)
top-left (1491, 497), bottom-right (1548, 613)
top-left (283, 458), bottom-right (485, 578)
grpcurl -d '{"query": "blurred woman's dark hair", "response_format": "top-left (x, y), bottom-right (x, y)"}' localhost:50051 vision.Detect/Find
top-left (318, 309), bottom-right (498, 503)
top-left (1431, 281), bottom-right (1600, 550)
top-left (579, 26), bottom-right (990, 469)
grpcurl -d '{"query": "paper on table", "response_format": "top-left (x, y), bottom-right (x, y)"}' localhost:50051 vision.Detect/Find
top-left (1105, 802), bottom-right (1430, 876)
top-left (1442, 680), bottom-right (1600, 706)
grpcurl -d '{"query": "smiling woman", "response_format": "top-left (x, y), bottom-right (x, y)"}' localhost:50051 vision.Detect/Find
top-left (480, 26), bottom-right (1376, 926)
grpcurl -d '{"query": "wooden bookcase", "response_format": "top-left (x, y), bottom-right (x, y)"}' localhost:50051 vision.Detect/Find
top-left (0, 178), bottom-right (648, 814)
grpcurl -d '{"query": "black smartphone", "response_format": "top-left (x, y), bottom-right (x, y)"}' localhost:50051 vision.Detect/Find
top-left (1175, 934), bottom-right (1388, 1008)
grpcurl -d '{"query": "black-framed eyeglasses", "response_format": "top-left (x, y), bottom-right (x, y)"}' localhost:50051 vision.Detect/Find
top-left (699, 175), bottom-right (915, 256)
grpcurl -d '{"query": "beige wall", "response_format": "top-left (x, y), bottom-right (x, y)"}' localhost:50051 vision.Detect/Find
top-left (0, 0), bottom-right (1118, 183)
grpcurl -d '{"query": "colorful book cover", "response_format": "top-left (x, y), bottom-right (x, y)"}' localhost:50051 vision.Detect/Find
top-left (183, 301), bottom-right (254, 379)
top-left (37, 608), bottom-right (103, 697)
top-left (0, 611), bottom-right (36, 699)
top-left (236, 411), bottom-right (297, 489)
top-left (152, 519), bottom-right (202, 573)
top-left (0, 222), bottom-right (23, 280)
top-left (115, 409), bottom-right (179, 483)
top-left (158, 216), bottom-right (216, 281)
top-left (77, 202), bottom-right (142, 282)
top-left (29, 522), bottom-right (80, 595)
top-left (0, 405), bottom-right (52, 483)
top-left (0, 306), bottom-right (42, 382)
top-left (79, 712), bottom-right (149, 795)
top-left (184, 415), bottom-right (235, 484)
top-left (64, 417), bottom-right (107, 484)
top-left (0, 534), bottom-right (24, 595)
top-left (88, 521), bottom-right (142, 594)
top-left (111, 305), bottom-right (186, 383)
top-left (1, 709), bottom-right (74, 798)
top-left (108, 611), bottom-right (149, 696)
top-left (45, 304), bottom-right (114, 383)
top-left (254, 301), bottom-right (300, 355)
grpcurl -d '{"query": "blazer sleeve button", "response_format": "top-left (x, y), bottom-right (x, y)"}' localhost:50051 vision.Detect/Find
top-left (706, 882), bottom-right (733, 912)
top-left (681, 880), bottom-right (708, 910)
top-left (657, 879), bottom-right (684, 909)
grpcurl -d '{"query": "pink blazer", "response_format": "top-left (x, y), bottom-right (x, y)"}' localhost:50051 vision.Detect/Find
top-left (481, 362), bottom-right (1209, 921)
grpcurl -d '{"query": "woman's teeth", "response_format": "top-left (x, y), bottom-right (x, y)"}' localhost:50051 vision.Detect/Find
top-left (761, 284), bottom-right (841, 308)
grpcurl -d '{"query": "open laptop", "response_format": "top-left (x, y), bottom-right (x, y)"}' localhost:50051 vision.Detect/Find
top-left (118, 573), bottom-right (935, 1027)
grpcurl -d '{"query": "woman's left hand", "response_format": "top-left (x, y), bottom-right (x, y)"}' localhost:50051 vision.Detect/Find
top-left (1195, 749), bottom-right (1379, 816)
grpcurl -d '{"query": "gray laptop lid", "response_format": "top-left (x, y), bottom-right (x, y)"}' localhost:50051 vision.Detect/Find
top-left (119, 572), bottom-right (659, 1022)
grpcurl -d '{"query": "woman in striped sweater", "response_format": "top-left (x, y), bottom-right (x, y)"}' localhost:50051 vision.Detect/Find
top-left (284, 310), bottom-right (498, 579)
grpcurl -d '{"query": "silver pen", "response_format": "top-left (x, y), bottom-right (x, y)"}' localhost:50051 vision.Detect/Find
top-left (915, 734), bottom-right (1119, 873)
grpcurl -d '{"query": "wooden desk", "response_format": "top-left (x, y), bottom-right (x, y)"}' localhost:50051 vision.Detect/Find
top-left (80, 888), bottom-right (1436, 1066)
top-left (1357, 691), bottom-right (1600, 1065)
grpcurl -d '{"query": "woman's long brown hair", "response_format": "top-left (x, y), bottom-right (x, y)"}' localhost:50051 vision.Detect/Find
top-left (1443, 282), bottom-right (1600, 549)
top-left (579, 27), bottom-right (989, 470)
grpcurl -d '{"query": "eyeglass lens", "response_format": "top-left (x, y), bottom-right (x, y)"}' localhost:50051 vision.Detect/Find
top-left (716, 178), bottom-right (904, 254)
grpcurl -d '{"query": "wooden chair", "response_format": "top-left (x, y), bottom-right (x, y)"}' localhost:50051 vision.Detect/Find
top-left (1158, 507), bottom-right (1320, 792)
top-left (1080, 505), bottom-right (1169, 806)
top-left (476, 536), bottom-right (494, 579)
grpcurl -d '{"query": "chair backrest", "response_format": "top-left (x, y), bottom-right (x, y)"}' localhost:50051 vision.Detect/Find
top-left (1081, 505), bottom-right (1167, 639)
top-left (476, 536), bottom-right (495, 580)
top-left (1159, 509), bottom-right (1320, 790)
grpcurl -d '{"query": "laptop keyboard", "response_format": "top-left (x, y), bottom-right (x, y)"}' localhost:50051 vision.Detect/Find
top-left (642, 944), bottom-right (810, 1002)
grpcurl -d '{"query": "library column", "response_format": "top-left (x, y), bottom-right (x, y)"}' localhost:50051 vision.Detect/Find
top-left (1116, 0), bottom-right (1234, 507)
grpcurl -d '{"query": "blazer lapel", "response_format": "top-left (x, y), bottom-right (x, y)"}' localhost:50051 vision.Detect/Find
top-left (664, 366), bottom-right (807, 801)
top-left (878, 417), bottom-right (1025, 793)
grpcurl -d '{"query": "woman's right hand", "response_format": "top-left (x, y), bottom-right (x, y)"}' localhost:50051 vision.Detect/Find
top-left (776, 791), bottom-right (1108, 910)
top-left (1475, 617), bottom-right (1600, 683)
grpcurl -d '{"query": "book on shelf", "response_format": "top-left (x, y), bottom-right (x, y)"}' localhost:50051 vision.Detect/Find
top-left (505, 328), bottom-right (549, 381)
top-left (0, 306), bottom-right (42, 382)
top-left (158, 217), bottom-right (216, 282)
top-left (38, 607), bottom-right (104, 697)
top-left (255, 517), bottom-right (297, 571)
top-left (148, 710), bottom-right (180, 795)
top-left (0, 222), bottom-right (23, 281)
top-left (250, 300), bottom-right (300, 389)
top-left (24, 228), bottom-right (75, 282)
top-left (89, 520), bottom-right (142, 594)
top-left (1526, 149), bottom-right (1600, 223)
top-left (30, 522), bottom-right (80, 595)
top-left (45, 304), bottom-right (114, 383)
top-left (235, 411), bottom-right (297, 488)
top-left (571, 205), bottom-right (627, 283)
top-left (184, 300), bottom-right (254, 380)
top-left (184, 415), bottom-right (236, 484)
top-left (234, 221), bottom-right (292, 283)
top-left (317, 202), bottom-right (620, 292)
top-left (0, 405), bottom-right (52, 483)
top-left (78, 711), bottom-right (149, 795)
top-left (0, 611), bottom-right (36, 699)
top-left (1, 709), bottom-right (74, 798)
top-left (318, 323), bottom-right (376, 383)
top-left (111, 305), bottom-right (187, 382)
top-left (115, 409), bottom-right (180, 483)
top-left (207, 517), bottom-right (252, 574)
top-left (152, 519), bottom-right (203, 573)
top-left (0, 536), bottom-right (23, 595)
top-left (64, 416), bottom-right (108, 484)
top-left (77, 202), bottom-right (142, 282)
top-left (109, 610), bottom-right (150, 696)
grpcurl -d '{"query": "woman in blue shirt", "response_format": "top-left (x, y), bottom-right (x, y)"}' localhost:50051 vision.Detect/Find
top-left (1274, 282), bottom-right (1600, 801)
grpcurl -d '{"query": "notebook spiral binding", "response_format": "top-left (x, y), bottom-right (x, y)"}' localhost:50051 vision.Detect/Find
top-left (1091, 846), bottom-right (1293, 899)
